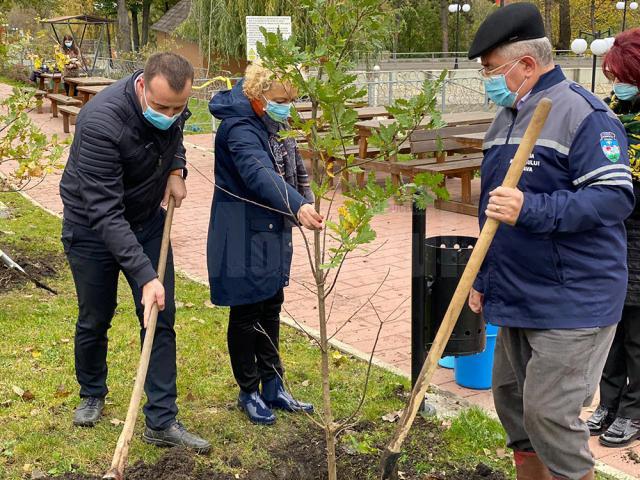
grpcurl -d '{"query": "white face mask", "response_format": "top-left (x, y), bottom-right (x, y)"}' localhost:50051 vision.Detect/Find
top-left (64, 41), bottom-right (73, 48)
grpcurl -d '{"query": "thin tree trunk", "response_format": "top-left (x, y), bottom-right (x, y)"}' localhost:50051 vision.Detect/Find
top-left (316, 236), bottom-right (336, 480)
top-left (131, 7), bottom-right (140, 51)
top-left (117, 0), bottom-right (132, 52)
top-left (142, 0), bottom-right (152, 46)
top-left (558, 0), bottom-right (571, 50)
top-left (590, 0), bottom-right (596, 33)
top-left (544, 0), bottom-right (553, 40)
top-left (440, 0), bottom-right (449, 53)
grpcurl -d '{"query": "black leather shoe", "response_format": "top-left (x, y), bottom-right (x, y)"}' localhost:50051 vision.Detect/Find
top-left (586, 405), bottom-right (616, 435)
top-left (600, 417), bottom-right (640, 447)
top-left (73, 397), bottom-right (105, 427)
top-left (143, 421), bottom-right (211, 454)
top-left (261, 377), bottom-right (314, 413)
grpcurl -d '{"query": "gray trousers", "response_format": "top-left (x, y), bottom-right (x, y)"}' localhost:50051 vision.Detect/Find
top-left (493, 325), bottom-right (616, 480)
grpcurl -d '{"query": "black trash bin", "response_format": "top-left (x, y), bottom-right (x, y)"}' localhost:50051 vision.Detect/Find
top-left (424, 235), bottom-right (484, 357)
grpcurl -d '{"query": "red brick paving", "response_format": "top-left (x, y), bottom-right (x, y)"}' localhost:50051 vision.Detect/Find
top-left (2, 82), bottom-right (638, 478)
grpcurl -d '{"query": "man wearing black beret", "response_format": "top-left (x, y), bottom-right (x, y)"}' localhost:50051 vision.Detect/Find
top-left (467, 3), bottom-right (634, 479)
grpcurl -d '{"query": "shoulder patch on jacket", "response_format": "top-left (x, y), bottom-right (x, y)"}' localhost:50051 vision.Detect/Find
top-left (569, 83), bottom-right (607, 112)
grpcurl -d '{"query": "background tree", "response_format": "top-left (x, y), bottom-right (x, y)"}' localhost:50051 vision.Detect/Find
top-left (441, 0), bottom-right (450, 53)
top-left (558, 0), bottom-right (572, 49)
top-left (130, 0), bottom-right (141, 50)
top-left (116, 0), bottom-right (132, 52)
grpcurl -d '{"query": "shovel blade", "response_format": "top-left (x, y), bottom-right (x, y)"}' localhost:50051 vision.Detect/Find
top-left (102, 468), bottom-right (123, 480)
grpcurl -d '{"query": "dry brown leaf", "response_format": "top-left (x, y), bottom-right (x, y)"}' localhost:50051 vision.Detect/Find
top-left (301, 380), bottom-right (310, 387)
top-left (204, 300), bottom-right (215, 309)
top-left (110, 418), bottom-right (124, 426)
top-left (60, 338), bottom-right (70, 344)
top-left (496, 448), bottom-right (507, 459)
top-left (22, 390), bottom-right (35, 401)
top-left (382, 410), bottom-right (402, 423)
top-left (54, 385), bottom-right (70, 398)
top-left (12, 385), bottom-right (25, 398)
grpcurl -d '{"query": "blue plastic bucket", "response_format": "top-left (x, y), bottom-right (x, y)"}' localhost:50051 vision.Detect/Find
top-left (438, 356), bottom-right (455, 369)
top-left (454, 324), bottom-right (499, 390)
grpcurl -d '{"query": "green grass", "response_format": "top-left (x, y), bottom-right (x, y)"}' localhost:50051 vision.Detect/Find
top-left (0, 75), bottom-right (29, 88)
top-left (0, 193), bottom-right (521, 479)
top-left (184, 97), bottom-right (214, 135)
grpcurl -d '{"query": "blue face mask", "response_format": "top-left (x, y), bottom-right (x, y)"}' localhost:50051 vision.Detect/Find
top-left (483, 60), bottom-right (526, 108)
top-left (263, 96), bottom-right (292, 123)
top-left (614, 82), bottom-right (639, 101)
top-left (142, 84), bottom-right (180, 130)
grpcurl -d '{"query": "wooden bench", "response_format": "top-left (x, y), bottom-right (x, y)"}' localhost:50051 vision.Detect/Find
top-left (34, 89), bottom-right (47, 114)
top-left (415, 156), bottom-right (483, 216)
top-left (47, 94), bottom-right (82, 118)
top-left (410, 123), bottom-right (489, 161)
top-left (58, 105), bottom-right (81, 133)
top-left (341, 123), bottom-right (487, 187)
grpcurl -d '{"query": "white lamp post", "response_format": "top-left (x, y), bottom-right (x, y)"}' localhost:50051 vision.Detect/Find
top-left (571, 31), bottom-right (613, 92)
top-left (449, 2), bottom-right (471, 70)
top-left (616, 1), bottom-right (638, 31)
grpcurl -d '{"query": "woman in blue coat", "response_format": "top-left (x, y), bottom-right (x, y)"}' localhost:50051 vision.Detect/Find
top-left (207, 64), bottom-right (323, 425)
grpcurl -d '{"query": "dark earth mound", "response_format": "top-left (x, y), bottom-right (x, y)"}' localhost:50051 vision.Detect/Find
top-left (44, 419), bottom-right (508, 480)
top-left (0, 246), bottom-right (61, 291)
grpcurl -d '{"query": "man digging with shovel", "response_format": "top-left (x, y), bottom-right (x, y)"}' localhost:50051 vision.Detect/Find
top-left (467, 3), bottom-right (634, 479)
top-left (59, 52), bottom-right (210, 453)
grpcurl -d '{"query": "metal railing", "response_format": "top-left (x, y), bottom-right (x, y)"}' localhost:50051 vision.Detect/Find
top-left (353, 69), bottom-right (492, 113)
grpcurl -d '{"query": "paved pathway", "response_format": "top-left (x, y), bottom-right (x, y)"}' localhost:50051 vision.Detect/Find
top-left (2, 82), bottom-right (639, 478)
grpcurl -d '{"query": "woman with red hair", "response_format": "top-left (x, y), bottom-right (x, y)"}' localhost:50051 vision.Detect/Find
top-left (586, 27), bottom-right (640, 447)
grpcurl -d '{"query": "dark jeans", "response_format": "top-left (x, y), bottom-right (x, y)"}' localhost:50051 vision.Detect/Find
top-left (228, 290), bottom-right (285, 393)
top-left (61, 211), bottom-right (178, 430)
top-left (599, 305), bottom-right (640, 419)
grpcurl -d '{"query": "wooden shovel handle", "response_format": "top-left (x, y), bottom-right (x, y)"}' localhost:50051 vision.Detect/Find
top-left (380, 98), bottom-right (553, 479)
top-left (103, 197), bottom-right (176, 480)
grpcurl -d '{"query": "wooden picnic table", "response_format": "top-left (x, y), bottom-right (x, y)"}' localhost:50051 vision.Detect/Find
top-left (77, 84), bottom-right (111, 105)
top-left (299, 105), bottom-right (392, 121)
top-left (355, 110), bottom-right (495, 159)
top-left (64, 77), bottom-right (116, 97)
top-left (294, 100), bottom-right (369, 113)
top-left (452, 132), bottom-right (486, 149)
top-left (39, 73), bottom-right (63, 94)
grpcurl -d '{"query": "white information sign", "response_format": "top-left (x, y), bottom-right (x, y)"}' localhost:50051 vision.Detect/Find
top-left (245, 16), bottom-right (292, 61)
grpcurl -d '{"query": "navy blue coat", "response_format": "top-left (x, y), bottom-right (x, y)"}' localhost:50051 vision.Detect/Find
top-left (475, 67), bottom-right (634, 329)
top-left (207, 81), bottom-right (308, 306)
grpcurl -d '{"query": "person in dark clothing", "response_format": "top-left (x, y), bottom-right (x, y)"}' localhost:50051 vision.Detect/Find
top-left (59, 52), bottom-right (210, 453)
top-left (586, 28), bottom-right (640, 448)
top-left (207, 63), bottom-right (323, 425)
top-left (60, 35), bottom-right (83, 96)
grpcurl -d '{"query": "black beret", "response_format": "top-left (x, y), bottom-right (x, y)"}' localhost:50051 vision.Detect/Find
top-left (468, 3), bottom-right (546, 60)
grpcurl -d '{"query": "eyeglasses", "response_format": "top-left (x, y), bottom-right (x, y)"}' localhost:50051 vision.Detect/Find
top-left (477, 58), bottom-right (521, 78)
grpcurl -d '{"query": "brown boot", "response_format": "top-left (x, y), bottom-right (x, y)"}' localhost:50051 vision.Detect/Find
top-left (514, 451), bottom-right (553, 480)
top-left (551, 469), bottom-right (595, 480)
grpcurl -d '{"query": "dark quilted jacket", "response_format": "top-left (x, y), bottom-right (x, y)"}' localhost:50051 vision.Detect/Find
top-left (59, 70), bottom-right (189, 287)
